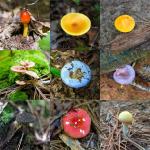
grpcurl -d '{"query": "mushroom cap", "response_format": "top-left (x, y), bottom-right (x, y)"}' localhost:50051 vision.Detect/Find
top-left (60, 13), bottom-right (91, 36)
top-left (114, 15), bottom-right (135, 32)
top-left (16, 80), bottom-right (26, 85)
top-left (61, 60), bottom-right (91, 88)
top-left (20, 9), bottom-right (31, 24)
top-left (62, 108), bottom-right (91, 139)
top-left (20, 61), bottom-right (35, 68)
top-left (113, 65), bottom-right (135, 85)
top-left (118, 111), bottom-right (133, 124)
top-left (11, 66), bottom-right (26, 73)
top-left (25, 70), bottom-right (39, 79)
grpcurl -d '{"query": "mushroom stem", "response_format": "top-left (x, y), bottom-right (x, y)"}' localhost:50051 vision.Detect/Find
top-left (23, 24), bottom-right (29, 37)
top-left (120, 84), bottom-right (124, 88)
top-left (122, 123), bottom-right (129, 136)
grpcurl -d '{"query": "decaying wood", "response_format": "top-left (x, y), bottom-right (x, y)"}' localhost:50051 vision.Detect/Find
top-left (108, 24), bottom-right (150, 54)
top-left (100, 49), bottom-right (150, 74)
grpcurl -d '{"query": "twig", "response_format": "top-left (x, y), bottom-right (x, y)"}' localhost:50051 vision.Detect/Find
top-left (26, 0), bottom-right (40, 6)
top-left (17, 132), bottom-right (24, 150)
top-left (124, 135), bottom-right (145, 150)
top-left (131, 82), bottom-right (150, 92)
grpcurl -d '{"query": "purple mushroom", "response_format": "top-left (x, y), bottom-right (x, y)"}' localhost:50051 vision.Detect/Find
top-left (113, 65), bottom-right (135, 85)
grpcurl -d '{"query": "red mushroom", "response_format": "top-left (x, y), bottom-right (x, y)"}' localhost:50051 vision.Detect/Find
top-left (20, 9), bottom-right (31, 37)
top-left (61, 108), bottom-right (91, 139)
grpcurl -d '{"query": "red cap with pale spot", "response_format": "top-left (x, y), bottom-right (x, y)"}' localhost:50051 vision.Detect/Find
top-left (61, 108), bottom-right (91, 138)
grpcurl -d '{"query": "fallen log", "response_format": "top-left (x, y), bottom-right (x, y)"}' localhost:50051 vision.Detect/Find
top-left (100, 48), bottom-right (150, 74)
top-left (109, 23), bottom-right (150, 54)
top-left (100, 23), bottom-right (150, 74)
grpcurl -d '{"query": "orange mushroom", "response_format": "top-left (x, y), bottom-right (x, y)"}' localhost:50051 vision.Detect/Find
top-left (114, 15), bottom-right (135, 33)
top-left (20, 9), bottom-right (31, 37)
top-left (60, 13), bottom-right (91, 36)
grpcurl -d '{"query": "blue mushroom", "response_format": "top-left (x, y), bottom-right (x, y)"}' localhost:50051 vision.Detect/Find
top-left (61, 60), bottom-right (91, 88)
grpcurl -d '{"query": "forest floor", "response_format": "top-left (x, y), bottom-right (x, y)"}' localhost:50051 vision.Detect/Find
top-left (0, 0), bottom-right (50, 50)
top-left (50, 0), bottom-right (100, 100)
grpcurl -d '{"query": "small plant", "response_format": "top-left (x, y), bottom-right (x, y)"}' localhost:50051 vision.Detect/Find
top-left (38, 32), bottom-right (50, 51)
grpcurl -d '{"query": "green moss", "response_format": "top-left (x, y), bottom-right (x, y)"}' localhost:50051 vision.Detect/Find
top-left (0, 50), bottom-right (50, 90)
top-left (8, 90), bottom-right (28, 101)
top-left (0, 106), bottom-right (14, 124)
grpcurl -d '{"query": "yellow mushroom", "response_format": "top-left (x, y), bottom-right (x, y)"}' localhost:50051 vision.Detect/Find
top-left (118, 111), bottom-right (133, 136)
top-left (60, 13), bottom-right (91, 36)
top-left (118, 111), bottom-right (133, 125)
top-left (114, 15), bottom-right (135, 33)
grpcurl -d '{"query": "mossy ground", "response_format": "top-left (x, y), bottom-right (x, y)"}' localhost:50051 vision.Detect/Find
top-left (0, 50), bottom-right (50, 90)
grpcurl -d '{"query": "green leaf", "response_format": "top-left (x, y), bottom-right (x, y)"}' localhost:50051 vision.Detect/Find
top-left (72, 0), bottom-right (80, 5)
top-left (38, 32), bottom-right (50, 51)
top-left (50, 67), bottom-right (60, 77)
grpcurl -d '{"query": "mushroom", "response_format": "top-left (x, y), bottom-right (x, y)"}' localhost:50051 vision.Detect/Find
top-left (61, 60), bottom-right (91, 88)
top-left (61, 108), bottom-right (91, 139)
top-left (25, 70), bottom-right (39, 79)
top-left (16, 80), bottom-right (27, 85)
top-left (118, 111), bottom-right (133, 136)
top-left (20, 61), bottom-right (35, 68)
top-left (113, 65), bottom-right (135, 85)
top-left (60, 13), bottom-right (91, 36)
top-left (11, 66), bottom-right (26, 73)
top-left (114, 15), bottom-right (135, 32)
top-left (20, 8), bottom-right (31, 37)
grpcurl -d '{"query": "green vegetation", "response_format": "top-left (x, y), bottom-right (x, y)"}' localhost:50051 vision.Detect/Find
top-left (50, 67), bottom-right (60, 77)
top-left (0, 50), bottom-right (50, 90)
top-left (38, 32), bottom-right (50, 51)
top-left (8, 90), bottom-right (28, 101)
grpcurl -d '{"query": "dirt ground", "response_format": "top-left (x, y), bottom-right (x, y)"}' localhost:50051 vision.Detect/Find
top-left (100, 0), bottom-right (150, 100)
